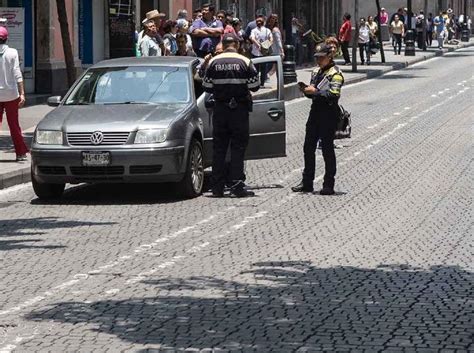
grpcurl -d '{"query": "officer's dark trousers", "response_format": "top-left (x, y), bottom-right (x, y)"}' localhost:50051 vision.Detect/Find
top-left (212, 102), bottom-right (249, 191)
top-left (302, 108), bottom-right (337, 189)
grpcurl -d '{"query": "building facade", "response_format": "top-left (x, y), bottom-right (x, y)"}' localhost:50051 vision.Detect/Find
top-left (1, 0), bottom-right (471, 95)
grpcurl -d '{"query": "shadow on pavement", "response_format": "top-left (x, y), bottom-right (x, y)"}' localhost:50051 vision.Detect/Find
top-left (0, 217), bottom-right (116, 236)
top-left (0, 238), bottom-right (66, 251)
top-left (0, 217), bottom-right (116, 251)
top-left (25, 262), bottom-right (473, 351)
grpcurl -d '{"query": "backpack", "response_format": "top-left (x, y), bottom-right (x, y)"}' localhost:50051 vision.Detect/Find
top-left (335, 105), bottom-right (352, 139)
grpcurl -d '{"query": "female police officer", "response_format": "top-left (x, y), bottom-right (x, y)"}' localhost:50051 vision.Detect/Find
top-left (292, 43), bottom-right (344, 195)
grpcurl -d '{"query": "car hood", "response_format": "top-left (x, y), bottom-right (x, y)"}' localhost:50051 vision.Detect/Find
top-left (37, 104), bottom-right (190, 132)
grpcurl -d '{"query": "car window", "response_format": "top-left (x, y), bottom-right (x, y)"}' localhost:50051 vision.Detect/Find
top-left (251, 57), bottom-right (281, 102)
top-left (65, 66), bottom-right (191, 105)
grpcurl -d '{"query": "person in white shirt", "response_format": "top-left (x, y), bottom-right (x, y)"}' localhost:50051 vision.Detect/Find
top-left (358, 18), bottom-right (371, 65)
top-left (140, 21), bottom-right (160, 57)
top-left (0, 26), bottom-right (28, 161)
top-left (250, 15), bottom-right (273, 87)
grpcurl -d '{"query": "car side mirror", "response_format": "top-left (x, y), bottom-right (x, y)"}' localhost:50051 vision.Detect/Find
top-left (47, 96), bottom-right (62, 107)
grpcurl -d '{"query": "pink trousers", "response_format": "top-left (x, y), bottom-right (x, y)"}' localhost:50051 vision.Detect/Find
top-left (0, 98), bottom-right (29, 156)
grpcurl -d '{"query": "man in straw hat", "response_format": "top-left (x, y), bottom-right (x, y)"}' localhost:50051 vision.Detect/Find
top-left (137, 9), bottom-right (168, 56)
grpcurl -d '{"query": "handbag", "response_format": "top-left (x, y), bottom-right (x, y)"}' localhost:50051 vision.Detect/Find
top-left (260, 39), bottom-right (273, 56)
top-left (335, 105), bottom-right (352, 139)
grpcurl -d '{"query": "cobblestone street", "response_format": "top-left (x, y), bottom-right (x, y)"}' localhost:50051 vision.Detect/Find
top-left (0, 48), bottom-right (473, 352)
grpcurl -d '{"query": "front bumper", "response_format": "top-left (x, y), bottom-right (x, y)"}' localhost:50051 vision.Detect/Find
top-left (31, 144), bottom-right (186, 184)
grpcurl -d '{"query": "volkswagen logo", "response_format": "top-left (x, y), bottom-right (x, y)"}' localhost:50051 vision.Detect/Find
top-left (90, 131), bottom-right (104, 145)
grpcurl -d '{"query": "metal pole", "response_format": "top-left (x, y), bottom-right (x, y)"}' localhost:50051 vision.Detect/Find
top-left (461, 0), bottom-right (470, 41)
top-left (404, 0), bottom-right (416, 55)
top-left (352, 0), bottom-right (359, 72)
top-left (375, 0), bottom-right (386, 63)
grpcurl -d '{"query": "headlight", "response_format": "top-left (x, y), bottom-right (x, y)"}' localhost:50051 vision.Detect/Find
top-left (35, 130), bottom-right (63, 145)
top-left (134, 129), bottom-right (167, 144)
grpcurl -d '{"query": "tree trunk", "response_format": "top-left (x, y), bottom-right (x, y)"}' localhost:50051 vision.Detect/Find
top-left (56, 0), bottom-right (76, 88)
top-left (375, 0), bottom-right (386, 62)
top-left (352, 0), bottom-right (359, 72)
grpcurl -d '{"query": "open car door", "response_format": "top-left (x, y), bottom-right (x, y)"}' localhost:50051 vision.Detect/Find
top-left (246, 55), bottom-right (286, 160)
top-left (199, 55), bottom-right (286, 166)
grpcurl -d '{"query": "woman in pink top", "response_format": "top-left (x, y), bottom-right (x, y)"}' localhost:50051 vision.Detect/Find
top-left (379, 8), bottom-right (389, 25)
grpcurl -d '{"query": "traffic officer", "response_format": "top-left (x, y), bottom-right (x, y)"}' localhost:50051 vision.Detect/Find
top-left (292, 43), bottom-right (344, 195)
top-left (202, 33), bottom-right (260, 197)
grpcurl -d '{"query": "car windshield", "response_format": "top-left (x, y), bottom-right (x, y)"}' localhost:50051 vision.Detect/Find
top-left (64, 66), bottom-right (190, 105)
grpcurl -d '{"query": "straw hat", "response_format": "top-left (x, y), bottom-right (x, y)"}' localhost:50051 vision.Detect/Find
top-left (146, 10), bottom-right (166, 20)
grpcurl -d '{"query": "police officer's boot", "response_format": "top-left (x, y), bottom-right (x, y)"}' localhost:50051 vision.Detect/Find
top-left (230, 181), bottom-right (255, 198)
top-left (319, 186), bottom-right (335, 195)
top-left (291, 182), bottom-right (314, 193)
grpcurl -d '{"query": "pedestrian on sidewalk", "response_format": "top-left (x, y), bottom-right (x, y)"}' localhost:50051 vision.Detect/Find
top-left (426, 13), bottom-right (434, 47)
top-left (338, 13), bottom-right (352, 65)
top-left (367, 15), bottom-right (379, 56)
top-left (266, 14), bottom-right (284, 77)
top-left (140, 20), bottom-right (160, 57)
top-left (292, 43), bottom-right (344, 196)
top-left (434, 12), bottom-right (446, 49)
top-left (358, 18), bottom-right (371, 65)
top-left (0, 27), bottom-right (28, 162)
top-left (415, 11), bottom-right (425, 49)
top-left (390, 14), bottom-right (404, 55)
top-left (249, 15), bottom-right (273, 87)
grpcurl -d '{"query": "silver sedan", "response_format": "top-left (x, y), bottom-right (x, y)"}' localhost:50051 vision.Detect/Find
top-left (31, 56), bottom-right (286, 199)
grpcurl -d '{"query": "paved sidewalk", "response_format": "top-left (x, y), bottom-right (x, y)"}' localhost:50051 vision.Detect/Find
top-left (0, 39), bottom-right (472, 190)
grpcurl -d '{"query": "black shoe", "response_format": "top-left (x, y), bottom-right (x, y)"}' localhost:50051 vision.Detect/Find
top-left (230, 188), bottom-right (255, 198)
top-left (319, 187), bottom-right (335, 195)
top-left (291, 182), bottom-right (314, 193)
top-left (211, 189), bottom-right (224, 198)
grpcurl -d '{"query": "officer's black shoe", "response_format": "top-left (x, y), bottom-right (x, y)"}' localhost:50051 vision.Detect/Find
top-left (230, 181), bottom-right (255, 198)
top-left (319, 187), bottom-right (335, 195)
top-left (211, 189), bottom-right (225, 198)
top-left (230, 188), bottom-right (255, 198)
top-left (291, 182), bottom-right (314, 193)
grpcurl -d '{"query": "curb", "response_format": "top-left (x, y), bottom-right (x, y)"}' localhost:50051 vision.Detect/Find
top-left (0, 41), bottom-right (472, 192)
top-left (0, 164), bottom-right (31, 190)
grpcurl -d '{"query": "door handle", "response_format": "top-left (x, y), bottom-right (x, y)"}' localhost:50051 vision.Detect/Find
top-left (267, 108), bottom-right (283, 121)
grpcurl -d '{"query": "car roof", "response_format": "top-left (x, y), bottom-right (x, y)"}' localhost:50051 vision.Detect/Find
top-left (91, 56), bottom-right (202, 69)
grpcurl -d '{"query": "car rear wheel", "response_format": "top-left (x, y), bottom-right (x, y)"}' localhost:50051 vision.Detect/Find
top-left (178, 138), bottom-right (204, 198)
top-left (31, 170), bottom-right (65, 199)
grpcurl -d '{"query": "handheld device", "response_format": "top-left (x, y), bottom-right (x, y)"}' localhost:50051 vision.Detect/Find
top-left (298, 82), bottom-right (308, 90)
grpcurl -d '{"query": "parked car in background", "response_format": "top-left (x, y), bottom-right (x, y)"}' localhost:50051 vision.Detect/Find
top-left (31, 56), bottom-right (286, 199)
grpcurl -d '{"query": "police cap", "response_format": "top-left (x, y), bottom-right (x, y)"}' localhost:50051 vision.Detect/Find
top-left (314, 43), bottom-right (332, 57)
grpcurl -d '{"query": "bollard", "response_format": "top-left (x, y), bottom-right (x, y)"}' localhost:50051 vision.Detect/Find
top-left (404, 29), bottom-right (416, 56)
top-left (283, 45), bottom-right (297, 84)
top-left (461, 23), bottom-right (470, 42)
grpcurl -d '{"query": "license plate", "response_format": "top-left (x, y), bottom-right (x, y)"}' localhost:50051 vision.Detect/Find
top-left (82, 152), bottom-right (111, 166)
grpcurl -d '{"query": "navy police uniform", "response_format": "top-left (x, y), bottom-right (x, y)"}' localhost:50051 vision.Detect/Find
top-left (293, 43), bottom-right (344, 195)
top-left (202, 33), bottom-right (260, 197)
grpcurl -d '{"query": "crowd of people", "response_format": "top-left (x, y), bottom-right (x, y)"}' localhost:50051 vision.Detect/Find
top-left (135, 3), bottom-right (285, 65)
top-left (338, 6), bottom-right (471, 64)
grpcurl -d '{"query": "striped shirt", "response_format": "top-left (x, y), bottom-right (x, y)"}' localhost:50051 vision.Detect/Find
top-left (202, 50), bottom-right (260, 101)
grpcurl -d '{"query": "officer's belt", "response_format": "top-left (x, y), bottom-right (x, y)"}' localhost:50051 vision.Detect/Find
top-left (215, 97), bottom-right (249, 104)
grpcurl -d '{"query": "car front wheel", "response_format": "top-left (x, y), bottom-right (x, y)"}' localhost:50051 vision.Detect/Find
top-left (178, 138), bottom-right (204, 198)
top-left (31, 170), bottom-right (65, 200)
